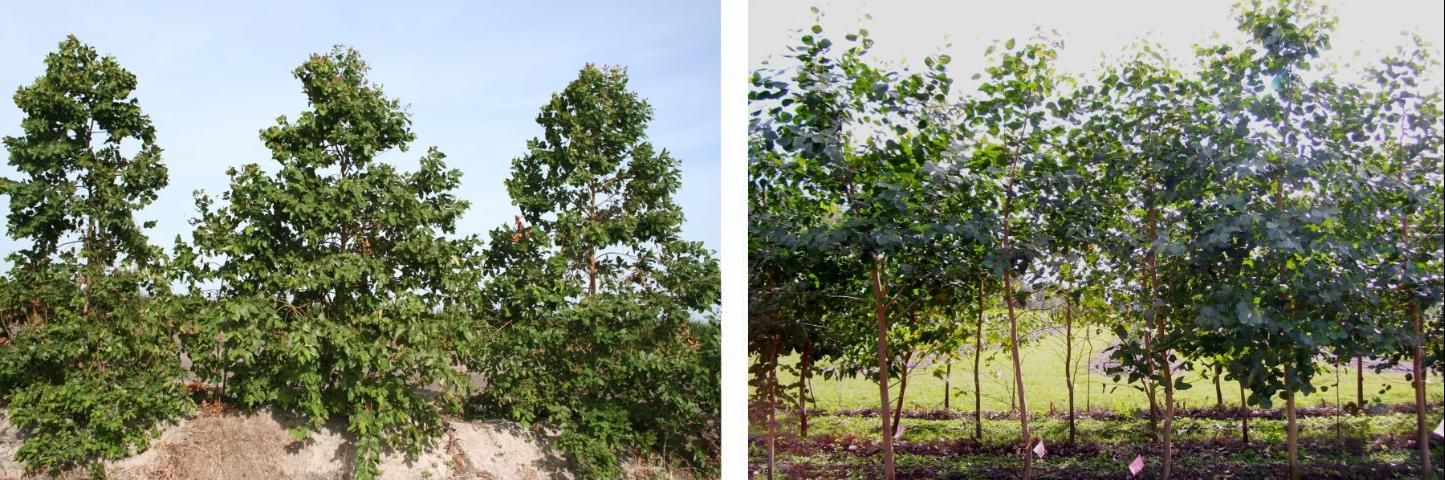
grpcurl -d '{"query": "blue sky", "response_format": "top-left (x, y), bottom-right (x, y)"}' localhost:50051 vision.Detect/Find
top-left (0, 1), bottom-right (720, 266)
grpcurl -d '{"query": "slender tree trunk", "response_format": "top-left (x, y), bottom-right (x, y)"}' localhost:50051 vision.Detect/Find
top-left (975, 273), bottom-right (985, 440)
top-left (1214, 364), bottom-right (1224, 409)
top-left (1144, 333), bottom-right (1160, 437)
top-left (1410, 300), bottom-right (1430, 479)
top-left (765, 338), bottom-right (778, 480)
top-left (893, 349), bottom-right (914, 438)
top-left (1145, 203), bottom-right (1175, 479)
top-left (1004, 272), bottom-right (1032, 478)
top-left (1286, 383), bottom-right (1299, 480)
top-left (799, 343), bottom-right (812, 438)
top-left (1001, 187), bottom-right (1032, 478)
top-left (944, 358), bottom-right (952, 411)
top-left (1240, 384), bottom-right (1250, 445)
top-left (1356, 357), bottom-right (1365, 410)
top-left (1065, 295), bottom-right (1076, 444)
top-left (871, 257), bottom-right (896, 480)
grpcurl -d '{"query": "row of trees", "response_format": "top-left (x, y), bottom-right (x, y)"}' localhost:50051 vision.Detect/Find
top-left (749, 1), bottom-right (1443, 479)
top-left (0, 37), bottom-right (719, 479)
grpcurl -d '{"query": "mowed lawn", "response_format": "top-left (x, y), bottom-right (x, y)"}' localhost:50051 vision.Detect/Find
top-left (767, 324), bottom-right (1433, 414)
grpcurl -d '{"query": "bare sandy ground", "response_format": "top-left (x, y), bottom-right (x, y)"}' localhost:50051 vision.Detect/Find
top-left (0, 407), bottom-right (696, 480)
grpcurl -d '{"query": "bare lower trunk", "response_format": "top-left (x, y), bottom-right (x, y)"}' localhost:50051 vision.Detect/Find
top-left (944, 358), bottom-right (952, 411)
top-left (1145, 204), bottom-right (1174, 479)
top-left (1286, 386), bottom-right (1299, 480)
top-left (1214, 364), bottom-right (1224, 409)
top-left (1144, 334), bottom-right (1159, 438)
top-left (1356, 357), bottom-right (1365, 410)
top-left (1004, 270), bottom-right (1031, 479)
top-left (871, 259), bottom-right (896, 480)
top-left (1240, 384), bottom-right (1250, 445)
top-left (892, 350), bottom-right (914, 438)
top-left (1065, 295), bottom-right (1076, 444)
top-left (765, 338), bottom-right (778, 480)
top-left (974, 273), bottom-right (985, 440)
top-left (799, 343), bottom-right (812, 438)
top-left (1410, 300), bottom-right (1430, 479)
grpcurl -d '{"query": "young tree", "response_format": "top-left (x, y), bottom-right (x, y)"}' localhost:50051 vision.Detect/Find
top-left (750, 16), bottom-right (958, 478)
top-left (960, 36), bottom-right (1067, 479)
top-left (0, 36), bottom-right (189, 475)
top-left (184, 47), bottom-right (481, 480)
top-left (477, 64), bottom-right (721, 478)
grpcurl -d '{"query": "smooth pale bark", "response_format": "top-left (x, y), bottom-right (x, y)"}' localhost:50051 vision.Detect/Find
top-left (871, 258), bottom-right (896, 480)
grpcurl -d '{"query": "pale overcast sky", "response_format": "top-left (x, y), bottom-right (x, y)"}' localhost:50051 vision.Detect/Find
top-left (752, 0), bottom-right (1443, 89)
top-left (0, 1), bottom-right (720, 267)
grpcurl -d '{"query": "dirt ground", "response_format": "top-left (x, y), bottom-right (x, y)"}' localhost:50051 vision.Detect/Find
top-left (0, 407), bottom-right (691, 480)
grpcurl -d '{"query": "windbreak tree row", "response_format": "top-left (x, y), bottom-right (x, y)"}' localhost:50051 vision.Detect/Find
top-left (748, 1), bottom-right (1443, 479)
top-left (0, 39), bottom-right (719, 480)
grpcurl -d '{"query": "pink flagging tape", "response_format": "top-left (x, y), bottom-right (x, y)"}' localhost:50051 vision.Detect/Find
top-left (1129, 455), bottom-right (1146, 477)
top-left (1434, 420), bottom-right (1443, 438)
top-left (1033, 439), bottom-right (1046, 459)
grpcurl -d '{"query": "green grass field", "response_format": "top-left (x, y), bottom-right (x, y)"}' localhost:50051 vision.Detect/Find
top-left (770, 329), bottom-right (1435, 414)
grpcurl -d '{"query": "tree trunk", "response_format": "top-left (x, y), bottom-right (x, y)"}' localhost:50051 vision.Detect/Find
top-left (893, 350), bottom-right (914, 438)
top-left (1286, 384), bottom-right (1299, 480)
top-left (1401, 210), bottom-right (1430, 479)
top-left (1240, 384), bottom-right (1250, 445)
top-left (1214, 364), bottom-right (1224, 409)
top-left (799, 343), bottom-right (812, 438)
top-left (1065, 295), bottom-right (1076, 444)
top-left (1004, 268), bottom-right (1031, 479)
top-left (1410, 300), bottom-right (1430, 479)
top-left (871, 258), bottom-right (896, 480)
top-left (944, 358), bottom-right (952, 411)
top-left (765, 338), bottom-right (779, 480)
top-left (975, 273), bottom-right (985, 440)
top-left (1145, 203), bottom-right (1175, 479)
top-left (1143, 333), bottom-right (1159, 438)
top-left (1356, 357), bottom-right (1365, 410)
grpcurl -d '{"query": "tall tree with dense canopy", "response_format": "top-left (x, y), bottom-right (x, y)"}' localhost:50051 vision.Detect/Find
top-left (476, 64), bottom-right (721, 478)
top-left (183, 46), bottom-right (482, 480)
top-left (0, 36), bottom-right (189, 475)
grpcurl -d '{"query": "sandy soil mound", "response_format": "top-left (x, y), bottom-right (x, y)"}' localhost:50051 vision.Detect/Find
top-left (1, 412), bottom-right (22, 479)
top-left (0, 408), bottom-right (576, 480)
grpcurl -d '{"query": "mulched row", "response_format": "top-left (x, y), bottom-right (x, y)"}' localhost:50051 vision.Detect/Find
top-left (750, 434), bottom-right (1436, 479)
top-left (810, 401), bottom-right (1431, 421)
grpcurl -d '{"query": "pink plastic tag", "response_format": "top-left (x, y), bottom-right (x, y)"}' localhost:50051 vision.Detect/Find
top-left (1434, 420), bottom-right (1443, 438)
top-left (1129, 455), bottom-right (1145, 476)
top-left (1033, 439), bottom-right (1046, 458)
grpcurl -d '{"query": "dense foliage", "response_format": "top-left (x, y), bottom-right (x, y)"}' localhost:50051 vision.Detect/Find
top-left (749, 1), bottom-right (1443, 479)
top-left (1, 41), bottom-right (718, 480)
top-left (0, 36), bottom-right (190, 476)
top-left (178, 47), bottom-right (484, 479)
top-left (474, 65), bottom-right (721, 478)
